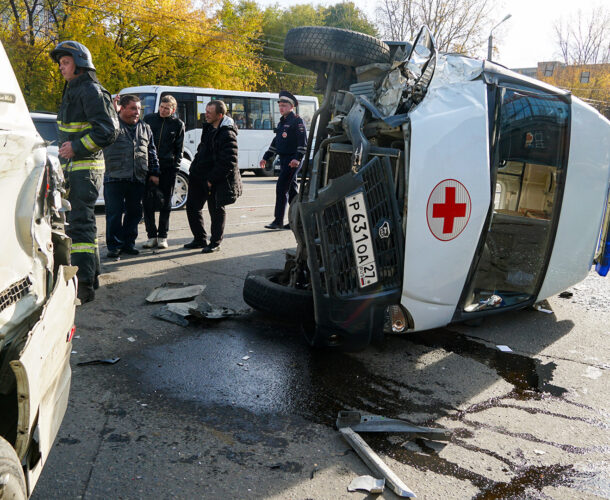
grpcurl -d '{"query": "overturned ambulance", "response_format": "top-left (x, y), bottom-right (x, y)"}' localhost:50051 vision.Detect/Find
top-left (244, 26), bottom-right (610, 349)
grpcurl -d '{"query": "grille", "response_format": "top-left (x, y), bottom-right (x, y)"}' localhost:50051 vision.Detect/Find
top-left (326, 150), bottom-right (353, 180)
top-left (0, 277), bottom-right (32, 314)
top-left (317, 158), bottom-right (402, 297)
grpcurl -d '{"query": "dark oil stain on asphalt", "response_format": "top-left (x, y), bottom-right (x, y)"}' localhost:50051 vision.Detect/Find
top-left (126, 314), bottom-right (590, 497)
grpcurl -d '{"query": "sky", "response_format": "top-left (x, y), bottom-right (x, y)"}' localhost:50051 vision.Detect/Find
top-left (255, 0), bottom-right (604, 69)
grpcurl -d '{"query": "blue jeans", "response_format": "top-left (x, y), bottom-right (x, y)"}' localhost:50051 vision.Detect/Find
top-left (104, 180), bottom-right (145, 251)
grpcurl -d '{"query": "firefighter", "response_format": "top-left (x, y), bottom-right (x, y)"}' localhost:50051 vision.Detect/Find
top-left (50, 41), bottom-right (119, 303)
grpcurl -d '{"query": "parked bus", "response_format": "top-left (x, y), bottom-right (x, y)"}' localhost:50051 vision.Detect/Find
top-left (118, 85), bottom-right (319, 176)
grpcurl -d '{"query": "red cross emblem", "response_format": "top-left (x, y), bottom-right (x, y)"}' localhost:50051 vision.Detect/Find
top-left (426, 179), bottom-right (471, 241)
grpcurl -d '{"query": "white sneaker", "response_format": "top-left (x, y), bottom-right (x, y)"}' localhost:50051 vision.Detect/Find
top-left (143, 238), bottom-right (157, 249)
top-left (157, 238), bottom-right (168, 249)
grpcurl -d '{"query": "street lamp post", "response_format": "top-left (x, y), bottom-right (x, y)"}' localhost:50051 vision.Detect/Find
top-left (487, 14), bottom-right (512, 61)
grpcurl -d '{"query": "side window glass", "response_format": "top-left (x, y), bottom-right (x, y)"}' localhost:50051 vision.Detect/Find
top-left (247, 98), bottom-right (272, 130)
top-left (296, 102), bottom-right (315, 130)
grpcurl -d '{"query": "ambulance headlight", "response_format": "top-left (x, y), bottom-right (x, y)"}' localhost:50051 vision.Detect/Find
top-left (383, 305), bottom-right (410, 334)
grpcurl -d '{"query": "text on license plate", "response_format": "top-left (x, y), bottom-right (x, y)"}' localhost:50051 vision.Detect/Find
top-left (345, 192), bottom-right (378, 288)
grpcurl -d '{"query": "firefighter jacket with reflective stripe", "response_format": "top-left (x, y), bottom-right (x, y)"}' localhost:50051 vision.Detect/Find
top-left (103, 119), bottom-right (160, 184)
top-left (56, 72), bottom-right (119, 170)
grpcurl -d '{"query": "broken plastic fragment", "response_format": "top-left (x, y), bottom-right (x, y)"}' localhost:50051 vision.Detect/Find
top-left (153, 307), bottom-right (190, 327)
top-left (496, 345), bottom-right (512, 353)
top-left (348, 475), bottom-right (385, 494)
top-left (146, 283), bottom-right (206, 303)
top-left (534, 304), bottom-right (553, 314)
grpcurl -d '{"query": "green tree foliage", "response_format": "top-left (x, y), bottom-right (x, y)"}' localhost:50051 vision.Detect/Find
top-left (257, 1), bottom-right (377, 94)
top-left (0, 0), bottom-right (265, 110)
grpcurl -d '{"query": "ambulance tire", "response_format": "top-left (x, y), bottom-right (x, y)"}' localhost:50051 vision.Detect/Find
top-left (243, 269), bottom-right (314, 319)
top-left (0, 437), bottom-right (27, 500)
top-left (284, 26), bottom-right (391, 73)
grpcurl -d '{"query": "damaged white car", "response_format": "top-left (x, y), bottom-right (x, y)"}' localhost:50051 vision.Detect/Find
top-left (244, 26), bottom-right (610, 348)
top-left (0, 42), bottom-right (76, 497)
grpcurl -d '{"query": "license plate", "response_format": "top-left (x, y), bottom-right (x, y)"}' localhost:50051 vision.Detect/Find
top-left (345, 192), bottom-right (378, 288)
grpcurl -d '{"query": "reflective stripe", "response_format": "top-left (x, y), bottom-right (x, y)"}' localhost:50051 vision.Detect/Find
top-left (57, 121), bottom-right (92, 133)
top-left (66, 159), bottom-right (105, 172)
top-left (71, 242), bottom-right (98, 254)
top-left (81, 133), bottom-right (101, 153)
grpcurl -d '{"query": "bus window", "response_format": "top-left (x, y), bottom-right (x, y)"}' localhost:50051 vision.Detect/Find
top-left (162, 92), bottom-right (196, 131)
top-left (248, 98), bottom-right (272, 130)
top-left (196, 95), bottom-right (211, 127)
top-left (272, 99), bottom-right (316, 130)
top-left (213, 96), bottom-right (247, 129)
top-left (297, 101), bottom-right (315, 129)
top-left (131, 93), bottom-right (157, 118)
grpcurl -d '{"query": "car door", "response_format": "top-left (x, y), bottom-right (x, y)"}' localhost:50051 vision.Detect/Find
top-left (459, 86), bottom-right (570, 314)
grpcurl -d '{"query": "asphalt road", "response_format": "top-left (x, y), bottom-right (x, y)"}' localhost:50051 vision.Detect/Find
top-left (32, 175), bottom-right (609, 499)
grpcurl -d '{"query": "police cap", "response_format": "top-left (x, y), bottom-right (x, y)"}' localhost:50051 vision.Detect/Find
top-left (278, 90), bottom-right (298, 107)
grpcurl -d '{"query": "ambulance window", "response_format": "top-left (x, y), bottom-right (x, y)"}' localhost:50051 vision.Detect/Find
top-left (463, 89), bottom-right (569, 312)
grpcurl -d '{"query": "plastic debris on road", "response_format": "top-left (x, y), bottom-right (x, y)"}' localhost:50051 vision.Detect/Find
top-left (348, 475), bottom-right (385, 494)
top-left (146, 283), bottom-right (206, 303)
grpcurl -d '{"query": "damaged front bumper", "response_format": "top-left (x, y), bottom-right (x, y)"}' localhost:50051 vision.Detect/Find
top-left (300, 156), bottom-right (404, 347)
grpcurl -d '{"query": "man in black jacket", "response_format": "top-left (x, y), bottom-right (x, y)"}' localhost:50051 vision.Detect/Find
top-left (50, 41), bottom-right (119, 303)
top-left (184, 100), bottom-right (241, 253)
top-left (142, 95), bottom-right (185, 249)
top-left (103, 95), bottom-right (160, 258)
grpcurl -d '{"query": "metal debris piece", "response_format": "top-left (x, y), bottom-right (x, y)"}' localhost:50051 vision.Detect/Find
top-left (496, 345), bottom-right (512, 353)
top-left (189, 300), bottom-right (249, 320)
top-left (77, 357), bottom-right (120, 366)
top-left (348, 475), bottom-right (385, 494)
top-left (167, 300), bottom-right (198, 316)
top-left (336, 411), bottom-right (451, 441)
top-left (153, 307), bottom-right (190, 327)
top-left (340, 428), bottom-right (416, 498)
top-left (146, 283), bottom-right (206, 303)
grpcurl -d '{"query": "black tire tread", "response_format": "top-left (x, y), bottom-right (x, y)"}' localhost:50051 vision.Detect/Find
top-left (284, 26), bottom-right (391, 71)
top-left (243, 268), bottom-right (313, 319)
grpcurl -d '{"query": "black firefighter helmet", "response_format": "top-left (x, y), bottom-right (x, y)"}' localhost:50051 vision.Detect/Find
top-left (50, 41), bottom-right (95, 71)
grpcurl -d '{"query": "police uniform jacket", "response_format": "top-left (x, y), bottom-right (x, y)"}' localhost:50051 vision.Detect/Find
top-left (262, 111), bottom-right (307, 162)
top-left (57, 72), bottom-right (119, 172)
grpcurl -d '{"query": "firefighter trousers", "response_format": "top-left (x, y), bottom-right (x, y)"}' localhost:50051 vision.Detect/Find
top-left (65, 169), bottom-right (103, 291)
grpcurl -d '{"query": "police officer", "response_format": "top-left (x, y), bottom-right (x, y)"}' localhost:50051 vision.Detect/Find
top-left (260, 90), bottom-right (307, 230)
top-left (50, 41), bottom-right (119, 303)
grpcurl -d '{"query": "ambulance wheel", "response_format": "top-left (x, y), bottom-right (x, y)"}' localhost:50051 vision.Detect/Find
top-left (284, 26), bottom-right (391, 73)
top-left (243, 269), bottom-right (314, 318)
top-left (0, 437), bottom-right (27, 500)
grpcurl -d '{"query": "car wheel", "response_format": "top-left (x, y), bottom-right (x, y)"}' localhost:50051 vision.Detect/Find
top-left (243, 269), bottom-right (314, 318)
top-left (253, 160), bottom-right (275, 177)
top-left (171, 171), bottom-right (188, 210)
top-left (0, 437), bottom-right (27, 500)
top-left (284, 26), bottom-right (391, 73)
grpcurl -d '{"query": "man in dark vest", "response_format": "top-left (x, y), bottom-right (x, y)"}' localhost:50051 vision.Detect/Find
top-left (50, 41), bottom-right (119, 303)
top-left (184, 100), bottom-right (241, 253)
top-left (260, 90), bottom-right (307, 230)
top-left (103, 95), bottom-right (160, 259)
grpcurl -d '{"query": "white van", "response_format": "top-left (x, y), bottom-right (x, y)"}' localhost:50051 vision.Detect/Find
top-left (118, 85), bottom-right (318, 176)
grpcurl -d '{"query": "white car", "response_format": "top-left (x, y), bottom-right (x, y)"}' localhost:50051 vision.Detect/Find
top-left (244, 26), bottom-right (610, 349)
top-left (29, 112), bottom-right (191, 209)
top-left (1, 43), bottom-right (76, 497)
